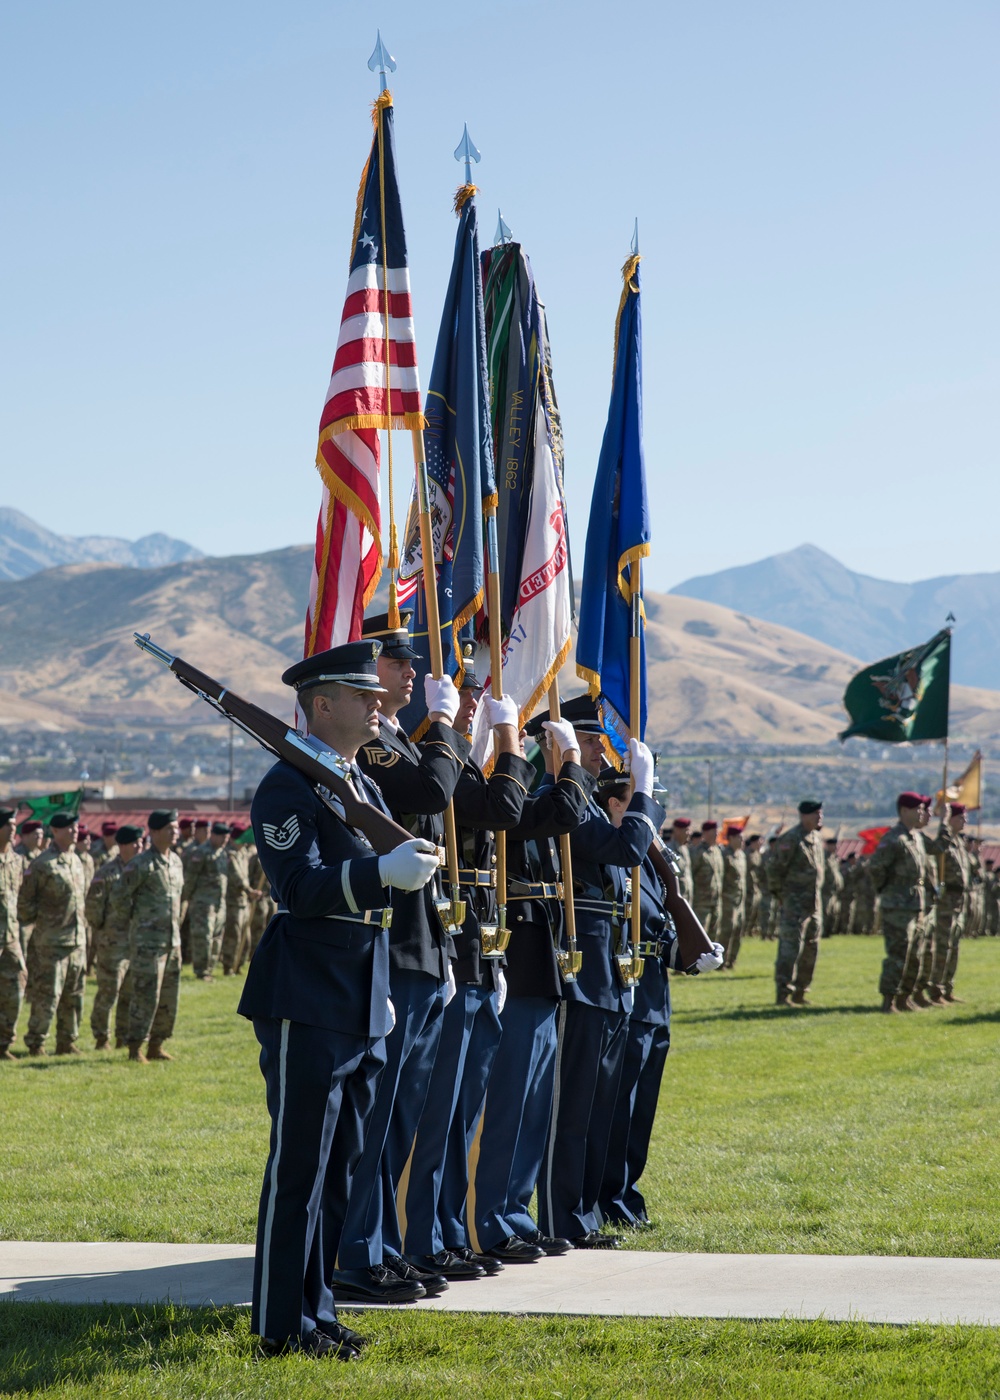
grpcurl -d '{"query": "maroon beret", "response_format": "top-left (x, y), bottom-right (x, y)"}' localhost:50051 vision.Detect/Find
top-left (178, 818), bottom-right (193, 831)
top-left (701, 820), bottom-right (718, 832)
top-left (672, 817), bottom-right (691, 829)
top-left (76, 827), bottom-right (90, 839)
top-left (950, 802), bottom-right (967, 815)
top-left (101, 821), bottom-right (118, 836)
top-left (898, 791), bottom-right (926, 809)
top-left (21, 820), bottom-right (43, 833)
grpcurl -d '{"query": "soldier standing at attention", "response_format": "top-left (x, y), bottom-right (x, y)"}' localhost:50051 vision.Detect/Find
top-left (222, 827), bottom-right (253, 975)
top-left (15, 820), bottom-right (45, 863)
top-left (868, 793), bottom-right (928, 1013)
top-left (719, 827), bottom-right (747, 969)
top-left (182, 822), bottom-right (229, 981)
top-left (176, 818), bottom-right (195, 859)
top-left (821, 837), bottom-right (843, 938)
top-left (926, 802), bottom-right (970, 1005)
top-left (690, 821), bottom-right (723, 943)
top-left (743, 834), bottom-right (763, 937)
top-left (75, 827), bottom-right (96, 891)
top-left (110, 810), bottom-right (184, 1062)
top-left (768, 800), bottom-right (825, 1007)
top-left (93, 822), bottom-right (119, 871)
top-left (238, 641), bottom-right (441, 1359)
top-left (85, 825), bottom-right (142, 1049)
top-left (664, 818), bottom-right (694, 904)
top-left (0, 807), bottom-right (27, 1060)
top-left (17, 812), bottom-right (88, 1055)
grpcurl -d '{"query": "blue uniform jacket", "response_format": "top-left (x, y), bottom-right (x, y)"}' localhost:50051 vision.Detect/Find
top-left (566, 791), bottom-right (665, 1013)
top-left (238, 759), bottom-right (392, 1038)
top-left (631, 856), bottom-right (676, 1026)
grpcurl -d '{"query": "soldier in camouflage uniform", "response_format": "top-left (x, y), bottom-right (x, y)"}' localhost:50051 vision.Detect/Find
top-left (743, 834), bottom-right (763, 936)
top-left (966, 838), bottom-right (985, 938)
top-left (15, 820), bottom-right (45, 863)
top-left (768, 800), bottom-right (825, 1006)
top-left (110, 810), bottom-right (183, 1063)
top-left (853, 857), bottom-right (879, 935)
top-left (926, 802), bottom-right (970, 1004)
top-left (985, 861), bottom-right (999, 937)
top-left (664, 818), bottom-right (694, 904)
top-left (719, 827), bottom-right (747, 969)
top-left (691, 821), bottom-right (724, 942)
top-left (868, 792), bottom-right (929, 1012)
top-left (758, 837), bottom-right (779, 940)
top-left (85, 824), bottom-right (142, 1049)
top-left (0, 807), bottom-right (27, 1059)
top-left (221, 827), bottom-right (253, 974)
top-left (17, 812), bottom-right (88, 1054)
top-left (821, 837), bottom-right (843, 938)
top-left (92, 822), bottom-right (119, 872)
top-left (838, 853), bottom-right (859, 933)
top-left (247, 846), bottom-right (274, 961)
top-left (909, 798), bottom-right (939, 1007)
top-left (181, 821), bottom-right (229, 980)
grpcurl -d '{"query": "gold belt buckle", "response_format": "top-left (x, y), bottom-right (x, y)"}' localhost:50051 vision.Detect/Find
top-left (380, 908), bottom-right (393, 930)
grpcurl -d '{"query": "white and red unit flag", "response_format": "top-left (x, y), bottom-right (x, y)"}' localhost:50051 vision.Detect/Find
top-left (303, 91), bottom-right (424, 658)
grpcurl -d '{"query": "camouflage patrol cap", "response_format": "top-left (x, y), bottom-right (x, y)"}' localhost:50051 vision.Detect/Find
top-left (50, 812), bottom-right (78, 829)
top-left (116, 825), bottom-right (143, 845)
top-left (148, 809), bottom-right (178, 831)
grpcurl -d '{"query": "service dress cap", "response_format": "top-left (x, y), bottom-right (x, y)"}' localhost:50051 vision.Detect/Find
top-left (361, 611), bottom-right (418, 660)
top-left (282, 641), bottom-right (388, 693)
top-left (528, 693), bottom-right (604, 738)
top-left (458, 641), bottom-right (482, 691)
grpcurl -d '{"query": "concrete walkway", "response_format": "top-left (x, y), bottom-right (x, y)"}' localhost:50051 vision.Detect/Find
top-left (2, 1242), bottom-right (998, 1325)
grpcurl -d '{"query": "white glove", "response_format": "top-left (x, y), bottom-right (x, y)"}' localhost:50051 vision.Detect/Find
top-left (386, 998), bottom-right (396, 1032)
top-left (378, 838), bottom-right (440, 891)
top-left (496, 969), bottom-right (508, 1015)
top-left (541, 718), bottom-right (579, 754)
top-left (694, 942), bottom-right (725, 973)
top-left (482, 694), bottom-right (519, 729)
top-left (444, 962), bottom-right (457, 1006)
top-left (424, 674), bottom-right (460, 725)
top-left (628, 738), bottom-right (655, 797)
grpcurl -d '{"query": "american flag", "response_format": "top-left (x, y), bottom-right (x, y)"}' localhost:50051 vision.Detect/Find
top-left (304, 92), bottom-right (424, 658)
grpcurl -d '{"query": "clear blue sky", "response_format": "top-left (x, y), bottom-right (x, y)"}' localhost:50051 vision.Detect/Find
top-left (3, 0), bottom-right (997, 591)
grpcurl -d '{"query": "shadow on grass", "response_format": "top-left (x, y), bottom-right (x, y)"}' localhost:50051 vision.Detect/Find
top-left (0, 1301), bottom-right (249, 1392)
top-left (678, 1003), bottom-right (887, 1025)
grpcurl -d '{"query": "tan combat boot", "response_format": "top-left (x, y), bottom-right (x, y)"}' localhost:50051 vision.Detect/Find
top-left (911, 990), bottom-right (933, 1009)
top-left (128, 1044), bottom-right (148, 1064)
top-left (147, 1041), bottom-right (174, 1061)
top-left (94, 1035), bottom-right (110, 1051)
top-left (880, 996), bottom-right (896, 1013)
top-left (893, 993), bottom-right (915, 1012)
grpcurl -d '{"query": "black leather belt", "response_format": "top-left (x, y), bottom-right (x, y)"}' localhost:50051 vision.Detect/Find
top-left (508, 879), bottom-right (563, 900)
top-left (276, 908), bottom-right (392, 928)
top-left (574, 897), bottom-right (630, 919)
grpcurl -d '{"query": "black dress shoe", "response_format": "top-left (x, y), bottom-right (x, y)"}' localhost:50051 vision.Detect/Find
top-left (484, 1236), bottom-right (543, 1262)
top-left (331, 1263), bottom-right (425, 1304)
top-left (453, 1245), bottom-right (504, 1274)
top-left (520, 1230), bottom-right (573, 1256)
top-left (570, 1230), bottom-right (621, 1249)
top-left (383, 1255), bottom-right (449, 1296)
top-left (259, 1328), bottom-right (360, 1361)
top-left (407, 1250), bottom-right (485, 1281)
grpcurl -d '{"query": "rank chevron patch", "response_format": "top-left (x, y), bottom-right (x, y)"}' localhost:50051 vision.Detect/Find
top-left (261, 815), bottom-right (301, 850)
top-left (362, 745), bottom-right (400, 768)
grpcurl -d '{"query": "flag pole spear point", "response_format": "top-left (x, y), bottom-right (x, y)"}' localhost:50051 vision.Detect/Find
top-left (367, 31), bottom-right (396, 92)
top-left (631, 217), bottom-right (639, 255)
top-left (454, 122), bottom-right (481, 185)
top-left (494, 209), bottom-right (513, 246)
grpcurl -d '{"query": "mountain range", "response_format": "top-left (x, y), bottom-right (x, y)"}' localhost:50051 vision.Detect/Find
top-left (671, 544), bottom-right (1000, 690)
top-left (0, 507), bottom-right (202, 582)
top-left (2, 545), bottom-right (999, 747)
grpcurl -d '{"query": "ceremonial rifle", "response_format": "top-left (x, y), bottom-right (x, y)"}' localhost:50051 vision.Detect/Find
top-left (133, 633), bottom-right (421, 856)
top-left (647, 839), bottom-right (714, 970)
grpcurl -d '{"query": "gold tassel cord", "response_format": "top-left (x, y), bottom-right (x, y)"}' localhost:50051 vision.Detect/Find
top-left (454, 183), bottom-right (478, 214)
top-left (611, 252), bottom-right (642, 382)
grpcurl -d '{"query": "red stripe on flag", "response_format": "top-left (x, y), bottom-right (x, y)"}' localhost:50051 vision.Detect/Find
top-left (342, 287), bottom-right (414, 321)
top-left (331, 337), bottom-right (418, 373)
top-left (322, 385), bottom-right (423, 428)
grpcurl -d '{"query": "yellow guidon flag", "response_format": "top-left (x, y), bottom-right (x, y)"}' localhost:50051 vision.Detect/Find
top-left (937, 750), bottom-right (983, 811)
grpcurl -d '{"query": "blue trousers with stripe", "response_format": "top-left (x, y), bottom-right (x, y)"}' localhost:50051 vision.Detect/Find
top-left (469, 995), bottom-right (559, 1252)
top-left (599, 1017), bottom-right (671, 1226)
top-left (537, 1001), bottom-right (628, 1241)
top-left (402, 984), bottom-right (502, 1256)
top-left (251, 1018), bottom-right (385, 1341)
top-left (337, 968), bottom-right (446, 1268)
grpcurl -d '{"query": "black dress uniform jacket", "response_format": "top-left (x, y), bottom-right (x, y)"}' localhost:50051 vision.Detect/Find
top-left (451, 751), bottom-right (536, 988)
top-left (238, 760), bottom-right (392, 1039)
top-left (504, 762), bottom-right (596, 999)
top-left (568, 791), bottom-right (666, 1013)
top-left (357, 716), bottom-right (470, 981)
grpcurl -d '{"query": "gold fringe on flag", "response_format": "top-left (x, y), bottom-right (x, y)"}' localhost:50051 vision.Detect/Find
top-left (454, 183), bottom-right (478, 214)
top-left (611, 253), bottom-right (642, 382)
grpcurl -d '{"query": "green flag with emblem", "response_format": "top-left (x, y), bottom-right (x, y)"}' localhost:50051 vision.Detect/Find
top-left (840, 629), bottom-right (950, 743)
top-left (15, 788), bottom-right (84, 829)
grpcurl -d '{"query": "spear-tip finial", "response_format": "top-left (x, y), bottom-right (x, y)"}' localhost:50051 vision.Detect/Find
top-left (631, 218), bottom-right (640, 255)
top-left (494, 208), bottom-right (512, 246)
top-left (367, 31), bottom-right (397, 92)
top-left (454, 123), bottom-right (481, 185)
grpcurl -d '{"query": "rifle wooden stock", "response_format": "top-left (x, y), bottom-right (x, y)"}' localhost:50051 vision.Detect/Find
top-left (139, 644), bottom-right (416, 855)
top-left (648, 840), bottom-right (714, 968)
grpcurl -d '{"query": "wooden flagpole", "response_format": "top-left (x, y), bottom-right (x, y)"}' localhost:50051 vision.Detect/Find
top-left (547, 678), bottom-right (581, 981)
top-left (483, 498), bottom-right (509, 953)
top-left (629, 557), bottom-right (644, 980)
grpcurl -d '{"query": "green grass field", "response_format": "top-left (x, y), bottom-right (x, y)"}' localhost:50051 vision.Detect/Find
top-left (1, 935), bottom-right (998, 1397)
